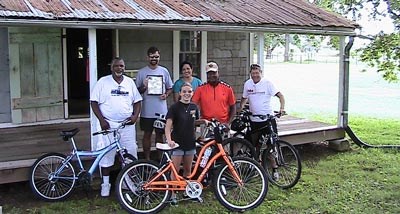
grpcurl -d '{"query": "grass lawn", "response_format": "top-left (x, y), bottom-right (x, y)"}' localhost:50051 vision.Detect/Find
top-left (2, 116), bottom-right (400, 214)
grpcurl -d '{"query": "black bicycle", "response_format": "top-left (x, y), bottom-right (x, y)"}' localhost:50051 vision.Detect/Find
top-left (230, 108), bottom-right (301, 189)
top-left (154, 112), bottom-right (256, 160)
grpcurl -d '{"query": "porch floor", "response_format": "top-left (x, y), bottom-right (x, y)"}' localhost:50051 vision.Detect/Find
top-left (0, 115), bottom-right (345, 184)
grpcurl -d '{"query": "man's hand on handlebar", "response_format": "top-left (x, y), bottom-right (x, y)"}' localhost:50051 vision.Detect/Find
top-left (99, 119), bottom-right (110, 130)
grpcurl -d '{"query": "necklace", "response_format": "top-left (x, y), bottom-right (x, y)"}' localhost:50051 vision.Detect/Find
top-left (183, 103), bottom-right (190, 113)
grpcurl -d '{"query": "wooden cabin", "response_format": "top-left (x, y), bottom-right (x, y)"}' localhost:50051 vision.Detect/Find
top-left (0, 0), bottom-right (357, 184)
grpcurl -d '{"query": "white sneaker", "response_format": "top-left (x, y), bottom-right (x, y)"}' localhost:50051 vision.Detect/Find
top-left (101, 183), bottom-right (111, 197)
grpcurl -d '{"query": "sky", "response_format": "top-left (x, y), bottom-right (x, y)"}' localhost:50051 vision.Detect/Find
top-left (357, 2), bottom-right (394, 35)
top-left (352, 2), bottom-right (395, 48)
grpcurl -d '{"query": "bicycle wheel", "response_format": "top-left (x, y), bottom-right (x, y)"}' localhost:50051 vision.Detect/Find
top-left (116, 160), bottom-right (171, 214)
top-left (262, 140), bottom-right (301, 189)
top-left (213, 157), bottom-right (268, 212)
top-left (29, 153), bottom-right (76, 201)
top-left (121, 153), bottom-right (137, 166)
top-left (222, 137), bottom-right (256, 158)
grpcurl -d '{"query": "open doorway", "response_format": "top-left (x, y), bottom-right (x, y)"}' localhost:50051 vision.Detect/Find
top-left (66, 29), bottom-right (112, 118)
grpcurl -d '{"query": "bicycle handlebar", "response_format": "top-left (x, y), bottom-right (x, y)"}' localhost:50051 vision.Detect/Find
top-left (207, 119), bottom-right (228, 132)
top-left (237, 109), bottom-right (286, 120)
top-left (92, 119), bottom-right (132, 136)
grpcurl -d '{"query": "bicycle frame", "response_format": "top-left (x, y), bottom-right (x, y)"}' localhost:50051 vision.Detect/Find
top-left (235, 111), bottom-right (279, 143)
top-left (53, 131), bottom-right (125, 179)
top-left (143, 139), bottom-right (243, 191)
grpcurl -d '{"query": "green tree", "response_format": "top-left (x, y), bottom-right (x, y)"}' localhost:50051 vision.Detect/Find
top-left (255, 33), bottom-right (324, 61)
top-left (314, 0), bottom-right (400, 82)
top-left (254, 33), bottom-right (285, 59)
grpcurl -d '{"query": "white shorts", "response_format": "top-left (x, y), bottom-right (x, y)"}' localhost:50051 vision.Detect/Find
top-left (96, 121), bottom-right (138, 168)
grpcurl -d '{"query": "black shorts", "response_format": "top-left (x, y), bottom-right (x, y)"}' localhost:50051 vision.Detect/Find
top-left (140, 117), bottom-right (163, 133)
top-left (250, 119), bottom-right (278, 145)
top-left (250, 119), bottom-right (278, 134)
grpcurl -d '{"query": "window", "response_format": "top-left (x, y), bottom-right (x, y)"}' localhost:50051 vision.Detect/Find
top-left (179, 31), bottom-right (201, 78)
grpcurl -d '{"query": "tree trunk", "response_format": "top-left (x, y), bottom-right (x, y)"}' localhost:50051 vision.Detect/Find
top-left (284, 34), bottom-right (290, 62)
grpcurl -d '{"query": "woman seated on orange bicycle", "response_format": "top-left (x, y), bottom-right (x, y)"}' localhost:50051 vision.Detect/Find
top-left (165, 82), bottom-right (207, 205)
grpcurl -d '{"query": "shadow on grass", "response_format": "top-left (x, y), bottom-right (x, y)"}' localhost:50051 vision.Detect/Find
top-left (294, 142), bottom-right (343, 169)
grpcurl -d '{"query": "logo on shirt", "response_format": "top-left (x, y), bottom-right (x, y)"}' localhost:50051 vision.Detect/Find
top-left (190, 110), bottom-right (196, 118)
top-left (247, 89), bottom-right (265, 95)
top-left (111, 86), bottom-right (129, 96)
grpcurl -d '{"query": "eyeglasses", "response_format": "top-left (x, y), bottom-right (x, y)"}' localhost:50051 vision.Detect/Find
top-left (250, 64), bottom-right (261, 69)
top-left (181, 90), bottom-right (193, 93)
top-left (149, 55), bottom-right (160, 59)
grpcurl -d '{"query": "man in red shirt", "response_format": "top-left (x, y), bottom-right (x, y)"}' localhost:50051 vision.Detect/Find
top-left (192, 62), bottom-right (236, 125)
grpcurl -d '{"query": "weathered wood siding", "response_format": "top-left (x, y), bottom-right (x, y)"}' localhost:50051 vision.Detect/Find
top-left (8, 27), bottom-right (63, 123)
top-left (0, 27), bottom-right (11, 123)
top-left (119, 30), bottom-right (173, 75)
top-left (0, 121), bottom-right (91, 162)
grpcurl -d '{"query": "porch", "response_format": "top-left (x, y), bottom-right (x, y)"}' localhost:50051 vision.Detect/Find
top-left (0, 116), bottom-right (345, 184)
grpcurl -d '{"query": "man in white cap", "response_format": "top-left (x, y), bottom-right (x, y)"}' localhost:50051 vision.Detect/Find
top-left (192, 61), bottom-right (236, 126)
top-left (238, 63), bottom-right (285, 180)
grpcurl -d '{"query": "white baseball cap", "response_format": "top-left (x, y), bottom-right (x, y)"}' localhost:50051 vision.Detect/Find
top-left (206, 62), bottom-right (218, 72)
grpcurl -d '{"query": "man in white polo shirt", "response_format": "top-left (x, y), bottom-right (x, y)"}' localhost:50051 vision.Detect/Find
top-left (91, 57), bottom-right (142, 197)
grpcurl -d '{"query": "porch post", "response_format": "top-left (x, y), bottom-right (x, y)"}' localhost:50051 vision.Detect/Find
top-left (256, 32), bottom-right (264, 70)
top-left (201, 31), bottom-right (207, 82)
top-left (62, 28), bottom-right (68, 119)
top-left (88, 29), bottom-right (98, 150)
top-left (114, 29), bottom-right (120, 57)
top-left (173, 31), bottom-right (180, 82)
top-left (249, 33), bottom-right (254, 66)
top-left (337, 36), bottom-right (347, 127)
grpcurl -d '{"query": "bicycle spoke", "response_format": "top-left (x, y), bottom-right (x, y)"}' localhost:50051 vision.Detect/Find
top-left (213, 157), bottom-right (268, 212)
top-left (30, 154), bottom-right (76, 201)
top-left (263, 141), bottom-right (301, 189)
top-left (116, 160), bottom-right (170, 214)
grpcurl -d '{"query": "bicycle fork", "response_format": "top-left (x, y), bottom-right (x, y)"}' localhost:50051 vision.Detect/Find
top-left (221, 155), bottom-right (244, 186)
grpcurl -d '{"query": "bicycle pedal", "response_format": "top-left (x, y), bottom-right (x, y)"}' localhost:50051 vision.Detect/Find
top-left (183, 195), bottom-right (203, 203)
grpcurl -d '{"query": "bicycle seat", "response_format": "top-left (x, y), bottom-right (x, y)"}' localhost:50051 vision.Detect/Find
top-left (196, 137), bottom-right (213, 144)
top-left (156, 143), bottom-right (179, 151)
top-left (60, 128), bottom-right (80, 141)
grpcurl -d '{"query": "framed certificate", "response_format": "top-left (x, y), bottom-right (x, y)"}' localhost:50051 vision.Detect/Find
top-left (147, 75), bottom-right (164, 95)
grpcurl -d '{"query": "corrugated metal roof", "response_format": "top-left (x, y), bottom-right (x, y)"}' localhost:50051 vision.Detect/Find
top-left (0, 0), bottom-right (357, 35)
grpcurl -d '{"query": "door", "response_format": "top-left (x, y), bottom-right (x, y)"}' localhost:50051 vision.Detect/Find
top-left (66, 29), bottom-right (112, 118)
top-left (9, 27), bottom-right (63, 123)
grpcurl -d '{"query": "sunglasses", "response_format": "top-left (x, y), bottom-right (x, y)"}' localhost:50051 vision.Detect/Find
top-left (181, 90), bottom-right (193, 93)
top-left (250, 64), bottom-right (261, 69)
top-left (149, 55), bottom-right (160, 59)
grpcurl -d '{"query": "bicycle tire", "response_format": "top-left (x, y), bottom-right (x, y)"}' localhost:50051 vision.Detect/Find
top-left (212, 157), bottom-right (268, 212)
top-left (115, 160), bottom-right (171, 214)
top-left (222, 137), bottom-right (256, 158)
top-left (261, 140), bottom-right (301, 189)
top-left (29, 153), bottom-right (76, 201)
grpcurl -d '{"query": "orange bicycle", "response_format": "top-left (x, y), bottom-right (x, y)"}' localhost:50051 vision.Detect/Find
top-left (115, 120), bottom-right (268, 213)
